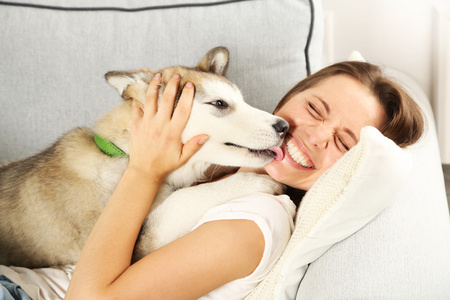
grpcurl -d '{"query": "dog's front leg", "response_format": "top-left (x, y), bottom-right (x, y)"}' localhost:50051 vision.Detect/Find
top-left (133, 172), bottom-right (285, 260)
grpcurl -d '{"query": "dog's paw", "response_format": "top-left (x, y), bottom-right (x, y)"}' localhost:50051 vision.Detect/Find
top-left (225, 172), bottom-right (286, 196)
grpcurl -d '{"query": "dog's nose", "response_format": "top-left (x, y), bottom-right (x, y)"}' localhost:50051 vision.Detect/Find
top-left (273, 119), bottom-right (289, 137)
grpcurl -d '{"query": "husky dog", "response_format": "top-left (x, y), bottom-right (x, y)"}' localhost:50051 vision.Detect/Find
top-left (0, 47), bottom-right (287, 268)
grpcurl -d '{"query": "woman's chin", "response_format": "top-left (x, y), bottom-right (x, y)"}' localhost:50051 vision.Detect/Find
top-left (264, 159), bottom-right (317, 191)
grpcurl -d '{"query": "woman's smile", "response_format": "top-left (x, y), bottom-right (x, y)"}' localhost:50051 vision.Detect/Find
top-left (284, 134), bottom-right (315, 169)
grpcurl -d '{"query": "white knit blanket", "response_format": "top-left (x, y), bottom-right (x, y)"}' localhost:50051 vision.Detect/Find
top-left (245, 126), bottom-right (411, 300)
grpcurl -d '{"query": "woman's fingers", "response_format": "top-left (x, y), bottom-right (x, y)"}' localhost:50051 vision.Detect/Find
top-left (146, 73), bottom-right (196, 129)
top-left (144, 73), bottom-right (162, 116)
top-left (129, 71), bottom-right (207, 178)
top-left (158, 74), bottom-right (181, 119)
top-left (130, 99), bottom-right (143, 127)
top-left (172, 81), bottom-right (195, 132)
top-left (180, 134), bottom-right (209, 165)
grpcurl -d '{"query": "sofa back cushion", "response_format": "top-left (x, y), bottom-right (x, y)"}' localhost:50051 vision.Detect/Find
top-left (0, 0), bottom-right (323, 162)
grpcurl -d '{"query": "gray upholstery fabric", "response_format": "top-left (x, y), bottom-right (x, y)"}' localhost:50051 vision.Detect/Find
top-left (0, 0), bottom-right (323, 162)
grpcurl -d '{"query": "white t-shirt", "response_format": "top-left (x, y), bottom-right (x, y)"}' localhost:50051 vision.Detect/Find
top-left (0, 193), bottom-right (295, 300)
top-left (195, 193), bottom-right (296, 300)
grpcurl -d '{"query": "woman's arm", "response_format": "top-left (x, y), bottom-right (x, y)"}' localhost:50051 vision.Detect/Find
top-left (65, 74), bottom-right (265, 300)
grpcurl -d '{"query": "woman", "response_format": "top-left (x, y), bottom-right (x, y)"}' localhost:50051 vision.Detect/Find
top-left (65, 62), bottom-right (423, 299)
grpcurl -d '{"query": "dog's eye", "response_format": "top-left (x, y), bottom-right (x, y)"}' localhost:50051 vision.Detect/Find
top-left (209, 100), bottom-right (228, 109)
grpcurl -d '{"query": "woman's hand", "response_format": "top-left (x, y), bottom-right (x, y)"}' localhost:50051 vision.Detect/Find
top-left (128, 73), bottom-right (208, 182)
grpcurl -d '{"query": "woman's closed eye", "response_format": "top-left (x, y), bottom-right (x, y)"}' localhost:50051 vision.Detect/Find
top-left (336, 136), bottom-right (350, 152)
top-left (307, 102), bottom-right (322, 120)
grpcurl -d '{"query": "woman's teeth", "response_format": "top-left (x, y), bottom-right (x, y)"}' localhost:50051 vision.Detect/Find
top-left (286, 138), bottom-right (313, 168)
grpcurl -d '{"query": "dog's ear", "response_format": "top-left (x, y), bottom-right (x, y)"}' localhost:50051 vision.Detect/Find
top-left (196, 47), bottom-right (229, 75)
top-left (105, 69), bottom-right (155, 102)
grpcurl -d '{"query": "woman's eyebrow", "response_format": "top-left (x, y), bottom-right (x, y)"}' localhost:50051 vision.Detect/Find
top-left (317, 97), bottom-right (330, 114)
top-left (344, 128), bottom-right (358, 144)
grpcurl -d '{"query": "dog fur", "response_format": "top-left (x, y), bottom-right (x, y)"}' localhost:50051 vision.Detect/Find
top-left (0, 47), bottom-right (287, 267)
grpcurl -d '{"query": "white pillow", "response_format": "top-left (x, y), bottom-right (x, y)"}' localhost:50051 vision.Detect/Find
top-left (245, 126), bottom-right (412, 300)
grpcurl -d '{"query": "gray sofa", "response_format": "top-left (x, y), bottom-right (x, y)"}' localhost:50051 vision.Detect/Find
top-left (1, 0), bottom-right (450, 299)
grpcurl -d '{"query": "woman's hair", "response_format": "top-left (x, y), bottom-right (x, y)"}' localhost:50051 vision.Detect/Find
top-left (275, 61), bottom-right (424, 148)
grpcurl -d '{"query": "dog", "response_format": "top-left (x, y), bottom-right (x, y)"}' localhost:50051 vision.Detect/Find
top-left (0, 47), bottom-right (288, 267)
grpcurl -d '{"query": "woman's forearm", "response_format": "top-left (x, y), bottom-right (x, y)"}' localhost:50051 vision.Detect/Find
top-left (65, 166), bottom-right (266, 300)
top-left (65, 167), bottom-right (162, 298)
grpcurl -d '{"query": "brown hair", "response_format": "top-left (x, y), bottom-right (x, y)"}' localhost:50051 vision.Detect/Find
top-left (275, 61), bottom-right (424, 148)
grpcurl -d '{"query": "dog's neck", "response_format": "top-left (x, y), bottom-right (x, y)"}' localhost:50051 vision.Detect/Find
top-left (94, 132), bottom-right (212, 189)
top-left (165, 160), bottom-right (212, 188)
top-left (94, 134), bottom-right (128, 158)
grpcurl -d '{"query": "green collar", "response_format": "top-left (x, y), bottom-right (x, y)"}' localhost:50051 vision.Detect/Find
top-left (94, 134), bottom-right (128, 158)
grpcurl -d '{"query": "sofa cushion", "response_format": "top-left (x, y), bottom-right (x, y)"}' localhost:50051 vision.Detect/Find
top-left (0, 0), bottom-right (323, 162)
top-left (245, 126), bottom-right (412, 299)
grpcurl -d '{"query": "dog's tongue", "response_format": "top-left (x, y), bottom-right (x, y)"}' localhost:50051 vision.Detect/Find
top-left (270, 147), bottom-right (284, 161)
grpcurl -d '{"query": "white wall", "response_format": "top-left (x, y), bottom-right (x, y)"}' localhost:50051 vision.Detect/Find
top-left (322, 0), bottom-right (450, 163)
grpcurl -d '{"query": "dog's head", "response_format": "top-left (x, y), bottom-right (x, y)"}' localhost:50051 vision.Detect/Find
top-left (104, 47), bottom-right (287, 186)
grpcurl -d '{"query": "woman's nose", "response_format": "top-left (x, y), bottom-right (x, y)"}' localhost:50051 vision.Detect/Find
top-left (308, 125), bottom-right (333, 148)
